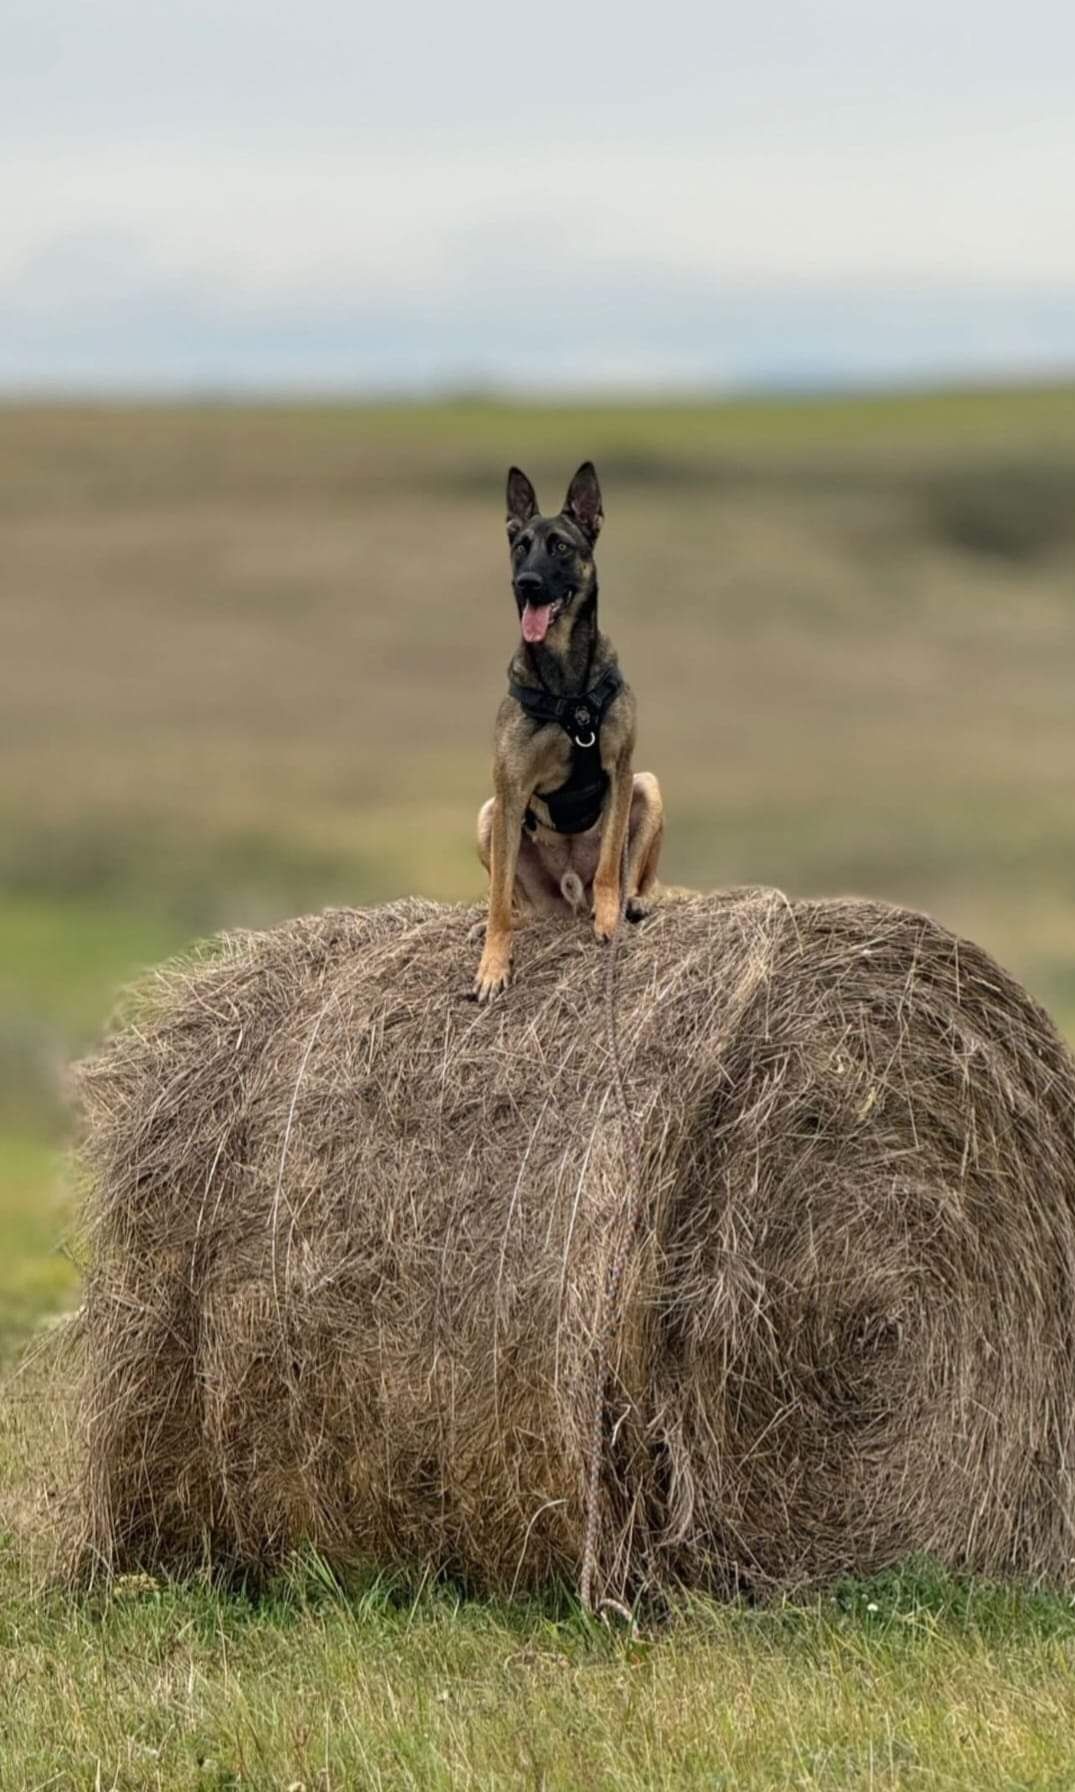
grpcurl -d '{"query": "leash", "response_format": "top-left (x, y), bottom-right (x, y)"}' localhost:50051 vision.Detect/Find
top-left (579, 829), bottom-right (646, 1629)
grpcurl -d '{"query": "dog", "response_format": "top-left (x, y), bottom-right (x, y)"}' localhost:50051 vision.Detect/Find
top-left (474, 461), bottom-right (664, 1001)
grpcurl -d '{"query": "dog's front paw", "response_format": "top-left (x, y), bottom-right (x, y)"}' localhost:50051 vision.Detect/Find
top-left (592, 887), bottom-right (621, 943)
top-left (625, 897), bottom-right (649, 924)
top-left (474, 940), bottom-right (512, 1002)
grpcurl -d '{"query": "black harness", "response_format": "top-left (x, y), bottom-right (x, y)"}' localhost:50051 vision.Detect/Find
top-left (510, 665), bottom-right (624, 837)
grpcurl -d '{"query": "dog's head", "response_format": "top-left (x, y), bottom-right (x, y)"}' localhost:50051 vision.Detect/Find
top-left (504, 462), bottom-right (603, 645)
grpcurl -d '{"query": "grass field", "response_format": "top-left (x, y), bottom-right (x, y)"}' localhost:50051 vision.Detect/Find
top-left (3, 385), bottom-right (1075, 1785)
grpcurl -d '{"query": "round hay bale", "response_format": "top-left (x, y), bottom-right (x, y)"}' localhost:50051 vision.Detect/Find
top-left (68, 890), bottom-right (1075, 1599)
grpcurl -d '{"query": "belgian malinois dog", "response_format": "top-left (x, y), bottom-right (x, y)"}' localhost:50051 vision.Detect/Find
top-left (474, 462), bottom-right (664, 1001)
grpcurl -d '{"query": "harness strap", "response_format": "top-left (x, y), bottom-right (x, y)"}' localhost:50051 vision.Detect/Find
top-left (526, 766), bottom-right (607, 836)
top-left (508, 666), bottom-right (623, 737)
top-left (510, 667), bottom-right (624, 839)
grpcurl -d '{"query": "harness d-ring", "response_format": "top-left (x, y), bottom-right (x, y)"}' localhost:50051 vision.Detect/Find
top-left (574, 729), bottom-right (596, 749)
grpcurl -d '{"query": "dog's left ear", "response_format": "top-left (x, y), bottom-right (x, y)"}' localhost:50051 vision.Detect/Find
top-left (563, 462), bottom-right (603, 542)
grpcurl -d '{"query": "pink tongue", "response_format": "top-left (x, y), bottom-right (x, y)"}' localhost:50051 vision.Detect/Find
top-left (521, 603), bottom-right (554, 644)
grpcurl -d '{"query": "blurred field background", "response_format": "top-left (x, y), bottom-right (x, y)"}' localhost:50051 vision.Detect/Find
top-left (4, 384), bottom-right (1075, 1786)
top-left (5, 386), bottom-right (1075, 1143)
top-left (5, 383), bottom-right (1075, 1281)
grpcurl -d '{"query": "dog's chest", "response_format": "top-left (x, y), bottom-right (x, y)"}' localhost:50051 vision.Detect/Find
top-left (529, 727), bottom-right (574, 790)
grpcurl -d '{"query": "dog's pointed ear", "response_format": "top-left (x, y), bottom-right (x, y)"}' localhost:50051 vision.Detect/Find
top-left (563, 461), bottom-right (603, 542)
top-left (506, 466), bottom-right (538, 538)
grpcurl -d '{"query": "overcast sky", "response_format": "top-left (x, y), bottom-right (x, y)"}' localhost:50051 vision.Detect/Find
top-left (3, 0), bottom-right (1074, 392)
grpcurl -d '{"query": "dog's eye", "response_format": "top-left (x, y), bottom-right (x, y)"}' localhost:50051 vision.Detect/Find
top-left (553, 539), bottom-right (570, 556)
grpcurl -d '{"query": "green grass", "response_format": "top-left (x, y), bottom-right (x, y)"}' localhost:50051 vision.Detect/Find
top-left (0, 1134), bottom-right (77, 1356)
top-left (3, 1556), bottom-right (1075, 1788)
top-left (0, 895), bottom-right (187, 1033)
top-left (4, 388), bottom-right (1075, 1786)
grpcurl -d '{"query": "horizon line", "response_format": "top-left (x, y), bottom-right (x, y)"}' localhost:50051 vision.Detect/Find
top-left (1, 369), bottom-right (1074, 410)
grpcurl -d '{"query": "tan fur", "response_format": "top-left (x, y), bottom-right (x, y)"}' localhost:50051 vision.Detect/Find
top-left (477, 771), bottom-right (664, 922)
top-left (474, 461), bottom-right (665, 1000)
top-left (474, 680), bottom-right (665, 999)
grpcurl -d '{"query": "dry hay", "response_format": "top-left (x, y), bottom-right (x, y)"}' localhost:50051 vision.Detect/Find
top-left (66, 890), bottom-right (1075, 1601)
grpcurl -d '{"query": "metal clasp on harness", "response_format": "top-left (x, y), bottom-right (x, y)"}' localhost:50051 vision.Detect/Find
top-left (573, 704), bottom-right (595, 749)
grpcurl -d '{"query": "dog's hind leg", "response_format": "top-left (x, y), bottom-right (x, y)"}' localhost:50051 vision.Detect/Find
top-left (476, 798), bottom-right (494, 876)
top-left (516, 834), bottom-right (575, 916)
top-left (476, 799), bottom-right (562, 923)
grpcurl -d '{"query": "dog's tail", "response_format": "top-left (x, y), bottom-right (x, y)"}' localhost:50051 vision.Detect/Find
top-left (560, 871), bottom-right (585, 912)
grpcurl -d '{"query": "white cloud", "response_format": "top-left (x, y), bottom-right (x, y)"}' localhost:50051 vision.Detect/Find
top-left (7, 124), bottom-right (1075, 294)
top-left (2, 0), bottom-right (1074, 387)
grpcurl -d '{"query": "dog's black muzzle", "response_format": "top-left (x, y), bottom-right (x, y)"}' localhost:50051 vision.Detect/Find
top-left (513, 572), bottom-right (546, 606)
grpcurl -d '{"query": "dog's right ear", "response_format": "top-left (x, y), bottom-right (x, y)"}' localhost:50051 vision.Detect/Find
top-left (506, 466), bottom-right (538, 539)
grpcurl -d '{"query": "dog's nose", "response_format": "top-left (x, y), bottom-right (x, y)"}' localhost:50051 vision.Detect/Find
top-left (515, 572), bottom-right (543, 599)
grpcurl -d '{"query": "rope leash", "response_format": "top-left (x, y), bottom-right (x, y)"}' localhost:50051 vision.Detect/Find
top-left (579, 831), bottom-right (646, 1628)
